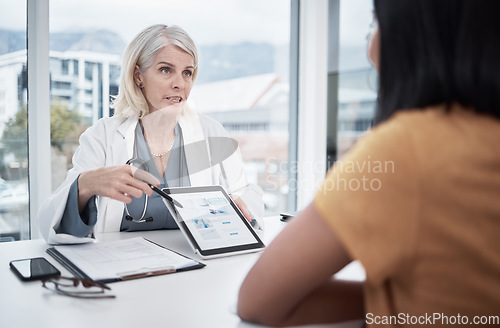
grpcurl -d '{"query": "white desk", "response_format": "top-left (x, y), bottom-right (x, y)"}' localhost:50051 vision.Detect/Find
top-left (0, 217), bottom-right (364, 328)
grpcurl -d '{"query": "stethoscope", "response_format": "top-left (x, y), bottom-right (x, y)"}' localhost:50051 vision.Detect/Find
top-left (125, 123), bottom-right (184, 223)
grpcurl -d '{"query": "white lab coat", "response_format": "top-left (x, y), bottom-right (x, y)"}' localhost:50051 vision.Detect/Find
top-left (37, 106), bottom-right (264, 244)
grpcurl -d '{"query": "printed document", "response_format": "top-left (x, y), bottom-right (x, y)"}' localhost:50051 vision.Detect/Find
top-left (52, 237), bottom-right (200, 281)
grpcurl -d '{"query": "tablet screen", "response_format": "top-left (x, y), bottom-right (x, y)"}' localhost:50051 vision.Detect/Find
top-left (162, 186), bottom-right (265, 257)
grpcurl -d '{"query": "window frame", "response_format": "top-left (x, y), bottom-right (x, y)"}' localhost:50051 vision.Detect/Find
top-left (27, 0), bottom-right (51, 239)
top-left (295, 0), bottom-right (329, 209)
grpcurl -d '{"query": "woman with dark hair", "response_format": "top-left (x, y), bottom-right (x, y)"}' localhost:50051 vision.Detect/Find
top-left (238, 0), bottom-right (500, 326)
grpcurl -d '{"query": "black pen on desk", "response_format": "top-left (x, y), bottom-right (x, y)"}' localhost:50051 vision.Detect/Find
top-left (149, 184), bottom-right (183, 208)
top-left (80, 278), bottom-right (111, 290)
top-left (280, 212), bottom-right (295, 222)
top-left (95, 281), bottom-right (111, 290)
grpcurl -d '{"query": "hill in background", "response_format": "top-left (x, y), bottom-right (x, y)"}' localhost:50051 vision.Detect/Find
top-left (0, 28), bottom-right (279, 84)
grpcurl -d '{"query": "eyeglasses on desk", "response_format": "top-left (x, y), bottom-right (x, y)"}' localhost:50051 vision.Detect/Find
top-left (41, 276), bottom-right (115, 299)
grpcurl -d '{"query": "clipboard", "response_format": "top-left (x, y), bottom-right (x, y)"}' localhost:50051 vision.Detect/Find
top-left (47, 237), bottom-right (205, 283)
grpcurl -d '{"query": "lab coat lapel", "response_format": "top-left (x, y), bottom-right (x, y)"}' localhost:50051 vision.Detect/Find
top-left (116, 116), bottom-right (138, 162)
top-left (101, 116), bottom-right (138, 233)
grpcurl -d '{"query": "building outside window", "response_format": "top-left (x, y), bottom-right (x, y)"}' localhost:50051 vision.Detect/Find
top-left (0, 1), bottom-right (28, 241)
top-left (335, 0), bottom-right (377, 159)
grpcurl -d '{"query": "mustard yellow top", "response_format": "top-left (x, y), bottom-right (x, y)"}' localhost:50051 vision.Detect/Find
top-left (314, 105), bottom-right (500, 327)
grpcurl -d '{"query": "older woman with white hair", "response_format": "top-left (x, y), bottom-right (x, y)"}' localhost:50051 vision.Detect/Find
top-left (38, 24), bottom-right (263, 244)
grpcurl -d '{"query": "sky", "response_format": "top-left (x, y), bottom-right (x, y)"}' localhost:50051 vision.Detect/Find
top-left (0, 0), bottom-right (372, 47)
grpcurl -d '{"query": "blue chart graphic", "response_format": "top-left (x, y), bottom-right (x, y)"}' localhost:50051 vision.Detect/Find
top-left (206, 197), bottom-right (228, 206)
top-left (193, 218), bottom-right (212, 229)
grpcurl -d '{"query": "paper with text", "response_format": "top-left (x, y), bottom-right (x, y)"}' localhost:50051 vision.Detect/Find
top-left (53, 237), bottom-right (198, 281)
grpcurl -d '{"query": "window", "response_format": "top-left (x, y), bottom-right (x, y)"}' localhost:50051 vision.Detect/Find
top-left (61, 59), bottom-right (69, 75)
top-left (49, 0), bottom-right (291, 216)
top-left (1, 1), bottom-right (346, 241)
top-left (0, 1), bottom-right (29, 241)
top-left (328, 0), bottom-right (377, 165)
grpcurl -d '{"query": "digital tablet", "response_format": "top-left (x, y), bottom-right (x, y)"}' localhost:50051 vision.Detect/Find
top-left (160, 185), bottom-right (265, 259)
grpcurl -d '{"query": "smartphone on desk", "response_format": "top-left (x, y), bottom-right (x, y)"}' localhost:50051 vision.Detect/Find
top-left (10, 257), bottom-right (61, 281)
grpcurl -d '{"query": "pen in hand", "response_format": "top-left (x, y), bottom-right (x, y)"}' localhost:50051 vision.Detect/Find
top-left (149, 184), bottom-right (184, 208)
top-left (129, 166), bottom-right (183, 208)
